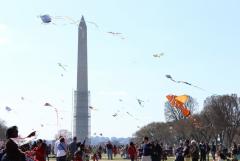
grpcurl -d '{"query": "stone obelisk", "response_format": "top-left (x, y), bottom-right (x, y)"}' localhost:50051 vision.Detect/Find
top-left (73, 16), bottom-right (90, 143)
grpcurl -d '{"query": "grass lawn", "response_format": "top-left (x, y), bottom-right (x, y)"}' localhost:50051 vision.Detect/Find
top-left (49, 155), bottom-right (176, 161)
top-left (49, 154), bottom-right (216, 161)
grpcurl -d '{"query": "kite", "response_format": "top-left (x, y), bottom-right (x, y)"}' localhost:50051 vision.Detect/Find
top-left (86, 21), bottom-right (99, 28)
top-left (126, 112), bottom-right (133, 117)
top-left (43, 102), bottom-right (59, 130)
top-left (26, 131), bottom-right (36, 138)
top-left (11, 131), bottom-right (38, 148)
top-left (39, 14), bottom-right (77, 25)
top-left (20, 97), bottom-right (24, 100)
top-left (44, 103), bottom-right (52, 107)
top-left (137, 99), bottom-right (144, 107)
top-left (126, 111), bottom-right (140, 121)
top-left (166, 95), bottom-right (191, 117)
top-left (5, 106), bottom-right (12, 112)
top-left (39, 14), bottom-right (99, 29)
top-left (107, 32), bottom-right (126, 40)
top-left (107, 32), bottom-right (122, 35)
top-left (112, 113), bottom-right (118, 117)
top-left (39, 14), bottom-right (127, 42)
top-left (57, 63), bottom-right (67, 71)
top-left (175, 95), bottom-right (189, 103)
top-left (119, 99), bottom-right (123, 102)
top-left (40, 15), bottom-right (52, 23)
top-left (165, 74), bottom-right (207, 92)
top-left (89, 106), bottom-right (97, 111)
top-left (153, 53), bottom-right (164, 58)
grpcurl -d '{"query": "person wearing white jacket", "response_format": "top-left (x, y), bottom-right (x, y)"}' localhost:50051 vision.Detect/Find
top-left (55, 137), bottom-right (67, 161)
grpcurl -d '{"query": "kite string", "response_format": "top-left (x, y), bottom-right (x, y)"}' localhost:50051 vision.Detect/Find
top-left (53, 107), bottom-right (59, 131)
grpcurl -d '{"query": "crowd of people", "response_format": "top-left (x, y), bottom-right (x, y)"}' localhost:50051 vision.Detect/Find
top-left (0, 126), bottom-right (240, 161)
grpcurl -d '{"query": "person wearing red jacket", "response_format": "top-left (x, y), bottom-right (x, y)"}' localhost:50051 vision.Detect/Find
top-left (128, 142), bottom-right (137, 161)
top-left (33, 139), bottom-right (46, 161)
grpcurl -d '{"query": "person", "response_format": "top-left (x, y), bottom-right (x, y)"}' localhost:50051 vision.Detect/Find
top-left (159, 143), bottom-right (164, 161)
top-left (97, 145), bottom-right (102, 159)
top-left (113, 145), bottom-right (117, 158)
top-left (216, 151), bottom-right (225, 161)
top-left (210, 142), bottom-right (216, 161)
top-left (154, 141), bottom-right (162, 161)
top-left (199, 141), bottom-right (206, 161)
top-left (125, 144), bottom-right (129, 159)
top-left (106, 141), bottom-right (113, 160)
top-left (237, 144), bottom-right (240, 161)
top-left (183, 140), bottom-right (190, 161)
top-left (128, 142), bottom-right (137, 161)
top-left (0, 145), bottom-right (5, 161)
top-left (56, 137), bottom-right (67, 161)
top-left (231, 142), bottom-right (238, 161)
top-left (141, 137), bottom-right (152, 161)
top-left (33, 139), bottom-right (46, 161)
top-left (205, 142), bottom-right (210, 161)
top-left (69, 137), bottom-right (78, 161)
top-left (151, 141), bottom-right (158, 161)
top-left (54, 136), bottom-right (62, 156)
top-left (74, 150), bottom-right (83, 161)
top-left (1, 126), bottom-right (26, 161)
top-left (190, 140), bottom-right (199, 161)
top-left (92, 147), bottom-right (98, 161)
top-left (46, 144), bottom-right (52, 161)
top-left (175, 143), bottom-right (184, 161)
top-left (138, 142), bottom-right (143, 159)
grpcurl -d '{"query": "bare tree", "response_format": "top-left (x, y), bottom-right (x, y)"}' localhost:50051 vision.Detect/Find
top-left (133, 122), bottom-right (174, 144)
top-left (203, 94), bottom-right (240, 147)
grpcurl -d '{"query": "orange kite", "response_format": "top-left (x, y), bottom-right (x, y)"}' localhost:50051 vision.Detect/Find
top-left (166, 95), bottom-right (191, 117)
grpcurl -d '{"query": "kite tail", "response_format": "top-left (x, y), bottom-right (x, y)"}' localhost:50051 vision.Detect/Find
top-left (54, 16), bottom-right (78, 25)
top-left (86, 21), bottom-right (99, 29)
top-left (53, 107), bottom-right (59, 131)
top-left (192, 85), bottom-right (216, 95)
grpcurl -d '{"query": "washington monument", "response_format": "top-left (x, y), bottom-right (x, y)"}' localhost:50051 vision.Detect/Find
top-left (73, 16), bottom-right (90, 143)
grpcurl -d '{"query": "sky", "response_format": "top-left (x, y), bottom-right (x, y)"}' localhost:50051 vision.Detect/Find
top-left (0, 0), bottom-right (240, 140)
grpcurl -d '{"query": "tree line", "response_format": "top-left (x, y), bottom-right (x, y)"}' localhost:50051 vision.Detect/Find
top-left (133, 94), bottom-right (240, 148)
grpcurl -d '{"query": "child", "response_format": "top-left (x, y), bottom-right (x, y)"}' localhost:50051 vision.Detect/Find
top-left (74, 150), bottom-right (83, 161)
